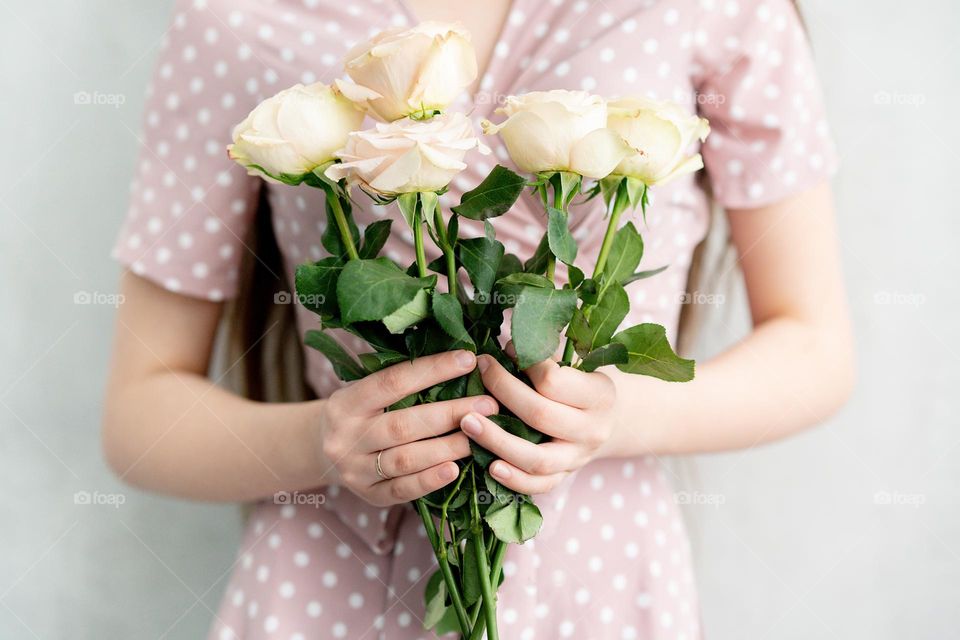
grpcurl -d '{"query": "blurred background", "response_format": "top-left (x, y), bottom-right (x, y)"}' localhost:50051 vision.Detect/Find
top-left (1, 1), bottom-right (958, 638)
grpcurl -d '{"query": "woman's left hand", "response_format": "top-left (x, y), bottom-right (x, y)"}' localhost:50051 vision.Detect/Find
top-left (459, 353), bottom-right (618, 495)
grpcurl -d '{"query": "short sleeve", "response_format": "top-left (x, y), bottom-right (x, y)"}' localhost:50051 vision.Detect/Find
top-left (693, 0), bottom-right (838, 209)
top-left (112, 0), bottom-right (262, 301)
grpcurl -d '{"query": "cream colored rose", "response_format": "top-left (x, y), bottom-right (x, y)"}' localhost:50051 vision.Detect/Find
top-left (324, 112), bottom-right (488, 195)
top-left (607, 97), bottom-right (710, 185)
top-left (481, 90), bottom-right (631, 179)
top-left (335, 22), bottom-right (477, 122)
top-left (227, 83), bottom-right (364, 180)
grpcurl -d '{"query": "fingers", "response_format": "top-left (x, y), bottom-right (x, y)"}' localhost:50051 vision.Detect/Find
top-left (476, 355), bottom-right (581, 439)
top-left (365, 395), bottom-right (498, 452)
top-left (375, 432), bottom-right (471, 481)
top-left (345, 350), bottom-right (479, 414)
top-left (367, 461), bottom-right (460, 507)
top-left (460, 413), bottom-right (580, 475)
top-left (524, 359), bottom-right (615, 410)
top-left (488, 459), bottom-right (568, 495)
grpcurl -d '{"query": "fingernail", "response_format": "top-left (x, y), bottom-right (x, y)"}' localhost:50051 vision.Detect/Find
top-left (439, 464), bottom-right (457, 481)
top-left (461, 414), bottom-right (483, 436)
top-left (491, 462), bottom-right (511, 479)
top-left (477, 355), bottom-right (491, 373)
top-left (473, 397), bottom-right (496, 414)
top-left (455, 350), bottom-right (476, 369)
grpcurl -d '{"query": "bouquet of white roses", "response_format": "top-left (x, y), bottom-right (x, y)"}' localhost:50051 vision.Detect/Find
top-left (228, 21), bottom-right (708, 640)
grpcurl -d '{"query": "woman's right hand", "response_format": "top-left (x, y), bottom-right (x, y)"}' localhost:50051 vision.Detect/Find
top-left (316, 350), bottom-right (497, 507)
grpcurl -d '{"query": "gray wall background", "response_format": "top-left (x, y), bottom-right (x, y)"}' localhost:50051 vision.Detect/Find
top-left (1, 1), bottom-right (957, 638)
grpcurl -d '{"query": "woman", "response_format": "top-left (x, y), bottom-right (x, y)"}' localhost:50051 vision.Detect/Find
top-left (104, 0), bottom-right (854, 638)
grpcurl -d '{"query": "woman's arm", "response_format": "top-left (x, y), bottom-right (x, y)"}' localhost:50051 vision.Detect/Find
top-left (605, 180), bottom-right (855, 455)
top-left (103, 272), bottom-right (498, 503)
top-left (459, 181), bottom-right (856, 494)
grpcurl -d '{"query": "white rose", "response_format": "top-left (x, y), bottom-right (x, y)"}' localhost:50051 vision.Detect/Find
top-left (607, 97), bottom-right (710, 185)
top-left (324, 112), bottom-right (489, 195)
top-left (481, 90), bottom-right (631, 179)
top-left (335, 22), bottom-right (477, 122)
top-left (227, 83), bottom-right (364, 180)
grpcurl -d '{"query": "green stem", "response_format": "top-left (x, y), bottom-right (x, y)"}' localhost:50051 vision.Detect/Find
top-left (472, 528), bottom-right (499, 640)
top-left (412, 204), bottom-right (428, 278)
top-left (415, 499), bottom-right (472, 638)
top-left (326, 187), bottom-right (358, 261)
top-left (433, 204), bottom-right (458, 297)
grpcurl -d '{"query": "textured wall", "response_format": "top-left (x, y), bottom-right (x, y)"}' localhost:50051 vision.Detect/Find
top-left (0, 1), bottom-right (957, 638)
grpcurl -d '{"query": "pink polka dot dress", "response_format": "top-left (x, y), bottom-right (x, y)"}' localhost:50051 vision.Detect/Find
top-left (113, 1), bottom-right (837, 638)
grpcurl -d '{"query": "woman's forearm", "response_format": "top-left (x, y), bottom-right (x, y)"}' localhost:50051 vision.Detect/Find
top-left (103, 370), bottom-right (330, 502)
top-left (603, 315), bottom-right (856, 457)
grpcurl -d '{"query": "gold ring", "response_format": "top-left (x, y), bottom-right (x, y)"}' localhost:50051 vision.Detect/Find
top-left (376, 449), bottom-right (391, 480)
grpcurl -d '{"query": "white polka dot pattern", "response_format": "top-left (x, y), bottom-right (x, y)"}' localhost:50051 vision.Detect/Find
top-left (111, 1), bottom-right (837, 639)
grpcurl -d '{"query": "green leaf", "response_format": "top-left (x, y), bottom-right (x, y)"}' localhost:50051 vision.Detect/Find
top-left (303, 330), bottom-right (366, 382)
top-left (337, 258), bottom-right (436, 325)
top-left (358, 350), bottom-right (407, 373)
top-left (458, 235), bottom-right (504, 303)
top-left (579, 342), bottom-right (629, 372)
top-left (612, 323), bottom-right (695, 382)
top-left (382, 288), bottom-right (430, 334)
top-left (523, 232), bottom-right (551, 275)
top-left (511, 287), bottom-right (578, 369)
top-left (495, 272), bottom-right (553, 307)
top-left (424, 570), bottom-right (453, 630)
top-left (566, 281), bottom-right (629, 356)
top-left (604, 222), bottom-right (644, 285)
top-left (396, 192), bottom-right (419, 228)
top-left (462, 538), bottom-right (482, 606)
top-left (451, 165), bottom-right (526, 220)
top-left (622, 265), bottom-right (669, 285)
top-left (599, 175), bottom-right (625, 210)
top-left (294, 257), bottom-right (342, 317)
top-left (485, 496), bottom-right (543, 544)
top-left (431, 290), bottom-right (475, 350)
top-left (546, 207), bottom-right (578, 265)
top-left (568, 265), bottom-right (585, 289)
top-left (359, 219), bottom-right (392, 259)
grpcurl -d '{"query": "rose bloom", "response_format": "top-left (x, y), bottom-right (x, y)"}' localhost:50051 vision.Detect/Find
top-left (228, 83), bottom-right (363, 180)
top-left (607, 97), bottom-right (710, 185)
top-left (481, 90), bottom-right (630, 179)
top-left (335, 22), bottom-right (477, 122)
top-left (324, 112), bottom-right (489, 195)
